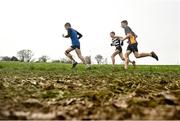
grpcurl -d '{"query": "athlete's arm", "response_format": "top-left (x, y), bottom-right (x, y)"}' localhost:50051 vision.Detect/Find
top-left (76, 31), bottom-right (83, 39)
top-left (114, 36), bottom-right (123, 40)
top-left (62, 29), bottom-right (71, 38)
top-left (62, 34), bottom-right (70, 38)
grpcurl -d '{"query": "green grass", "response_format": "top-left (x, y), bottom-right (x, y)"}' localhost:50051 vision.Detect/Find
top-left (0, 61), bottom-right (179, 74)
top-left (0, 61), bottom-right (180, 120)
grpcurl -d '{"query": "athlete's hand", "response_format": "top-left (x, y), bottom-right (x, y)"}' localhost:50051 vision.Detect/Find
top-left (111, 43), bottom-right (115, 46)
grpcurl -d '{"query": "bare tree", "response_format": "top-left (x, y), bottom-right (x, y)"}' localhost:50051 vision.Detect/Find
top-left (17, 49), bottom-right (34, 62)
top-left (95, 54), bottom-right (103, 64)
top-left (103, 58), bottom-right (108, 64)
top-left (39, 55), bottom-right (49, 62)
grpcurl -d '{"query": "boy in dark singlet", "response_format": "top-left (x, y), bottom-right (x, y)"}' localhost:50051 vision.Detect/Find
top-left (121, 20), bottom-right (158, 69)
top-left (110, 31), bottom-right (135, 67)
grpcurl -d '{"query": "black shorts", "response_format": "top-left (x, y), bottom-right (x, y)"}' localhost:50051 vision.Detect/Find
top-left (116, 46), bottom-right (122, 53)
top-left (71, 45), bottom-right (80, 49)
top-left (127, 43), bottom-right (138, 52)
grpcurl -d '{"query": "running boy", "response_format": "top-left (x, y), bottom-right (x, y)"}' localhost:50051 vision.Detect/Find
top-left (110, 31), bottom-right (136, 67)
top-left (62, 23), bottom-right (87, 68)
top-left (121, 20), bottom-right (158, 69)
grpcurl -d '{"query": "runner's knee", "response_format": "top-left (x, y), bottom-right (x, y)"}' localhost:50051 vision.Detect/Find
top-left (135, 53), bottom-right (140, 58)
top-left (65, 50), bottom-right (69, 55)
top-left (111, 55), bottom-right (114, 59)
top-left (122, 58), bottom-right (125, 61)
top-left (125, 53), bottom-right (128, 58)
top-left (124, 55), bottom-right (129, 61)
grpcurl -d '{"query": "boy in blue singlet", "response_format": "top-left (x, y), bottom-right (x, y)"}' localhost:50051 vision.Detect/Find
top-left (63, 23), bottom-right (88, 68)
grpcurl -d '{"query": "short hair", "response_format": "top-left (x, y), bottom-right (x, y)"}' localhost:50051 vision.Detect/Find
top-left (110, 31), bottom-right (115, 35)
top-left (121, 20), bottom-right (128, 25)
top-left (64, 22), bottom-right (71, 27)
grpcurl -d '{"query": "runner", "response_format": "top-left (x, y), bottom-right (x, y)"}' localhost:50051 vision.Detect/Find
top-left (121, 20), bottom-right (158, 69)
top-left (110, 31), bottom-right (135, 67)
top-left (62, 22), bottom-right (89, 69)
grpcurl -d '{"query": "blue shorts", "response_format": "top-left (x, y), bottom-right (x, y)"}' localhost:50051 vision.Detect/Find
top-left (71, 45), bottom-right (80, 49)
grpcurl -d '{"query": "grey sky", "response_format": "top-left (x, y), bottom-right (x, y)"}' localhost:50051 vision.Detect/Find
top-left (0, 0), bottom-right (179, 64)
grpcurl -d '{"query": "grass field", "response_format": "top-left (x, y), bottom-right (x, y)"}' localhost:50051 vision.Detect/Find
top-left (0, 61), bottom-right (180, 120)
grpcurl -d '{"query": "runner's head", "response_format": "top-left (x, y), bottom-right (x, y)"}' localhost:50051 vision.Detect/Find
top-left (121, 20), bottom-right (128, 28)
top-left (64, 22), bottom-right (71, 30)
top-left (110, 31), bottom-right (115, 38)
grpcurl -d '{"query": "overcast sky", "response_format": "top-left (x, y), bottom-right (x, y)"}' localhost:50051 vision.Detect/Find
top-left (0, 0), bottom-right (179, 64)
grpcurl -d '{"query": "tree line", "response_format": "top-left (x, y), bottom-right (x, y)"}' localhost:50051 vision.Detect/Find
top-left (0, 49), bottom-right (107, 64)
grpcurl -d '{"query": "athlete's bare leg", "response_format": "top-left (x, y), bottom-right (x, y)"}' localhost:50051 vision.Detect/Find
top-left (75, 48), bottom-right (86, 64)
top-left (134, 51), bottom-right (158, 61)
top-left (124, 50), bottom-right (132, 69)
top-left (111, 50), bottom-right (120, 65)
top-left (65, 47), bottom-right (75, 63)
top-left (134, 51), bottom-right (151, 58)
top-left (119, 52), bottom-right (135, 68)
